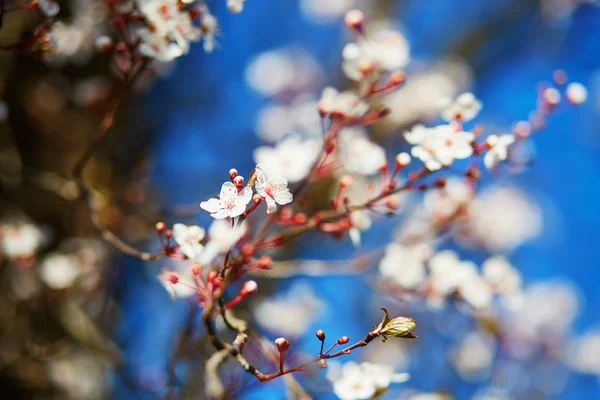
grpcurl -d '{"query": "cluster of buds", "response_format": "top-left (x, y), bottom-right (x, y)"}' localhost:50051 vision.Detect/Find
top-left (155, 222), bottom-right (186, 260)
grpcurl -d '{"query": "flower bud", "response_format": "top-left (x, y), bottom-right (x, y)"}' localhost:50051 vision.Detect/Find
top-left (191, 263), bottom-right (201, 276)
top-left (229, 168), bottom-right (238, 179)
top-left (165, 229), bottom-right (173, 239)
top-left (337, 336), bottom-right (349, 345)
top-left (344, 9), bottom-right (364, 32)
top-left (233, 175), bottom-right (244, 188)
top-left (316, 330), bottom-right (326, 341)
top-left (275, 338), bottom-right (290, 352)
top-left (252, 193), bottom-right (262, 203)
top-left (255, 255), bottom-right (272, 270)
top-left (155, 221), bottom-right (166, 233)
top-left (339, 175), bottom-right (353, 188)
top-left (395, 152), bottom-right (411, 168)
top-left (240, 280), bottom-right (258, 297)
top-left (95, 35), bottom-right (113, 53)
top-left (318, 359), bottom-right (327, 369)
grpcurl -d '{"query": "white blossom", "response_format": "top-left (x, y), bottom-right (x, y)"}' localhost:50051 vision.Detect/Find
top-left (253, 135), bottom-right (320, 183)
top-left (439, 92), bottom-right (482, 122)
top-left (452, 331), bottom-right (496, 380)
top-left (198, 219), bottom-right (247, 265)
top-left (482, 255), bottom-right (522, 296)
top-left (423, 177), bottom-right (473, 221)
top-left (404, 124), bottom-right (474, 171)
top-left (40, 253), bottom-right (81, 290)
top-left (172, 223), bottom-right (205, 259)
top-left (226, 0), bottom-right (246, 13)
top-left (328, 361), bottom-right (409, 400)
top-left (379, 243), bottom-right (428, 289)
top-left (484, 134), bottom-right (515, 170)
top-left (338, 128), bottom-right (386, 175)
top-left (342, 30), bottom-right (410, 81)
top-left (254, 165), bottom-right (293, 214)
top-left (319, 86), bottom-right (369, 119)
top-left (200, 182), bottom-right (252, 219)
top-left (253, 282), bottom-right (323, 337)
top-left (1, 222), bottom-right (45, 259)
top-left (567, 329), bottom-right (600, 376)
top-left (349, 209), bottom-right (371, 247)
top-left (458, 186), bottom-right (542, 252)
top-left (566, 82), bottom-right (588, 105)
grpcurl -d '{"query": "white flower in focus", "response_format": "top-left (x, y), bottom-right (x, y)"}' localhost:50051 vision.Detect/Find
top-left (172, 223), bottom-right (205, 259)
top-left (484, 134), bottom-right (515, 170)
top-left (254, 165), bottom-right (293, 214)
top-left (404, 124), bottom-right (474, 171)
top-left (338, 128), bottom-right (386, 175)
top-left (1, 222), bottom-right (45, 259)
top-left (200, 182), bottom-right (252, 219)
top-left (319, 87), bottom-right (369, 119)
top-left (342, 30), bottom-right (410, 81)
top-left (440, 92), bottom-right (482, 122)
top-left (253, 282), bottom-right (323, 337)
top-left (567, 329), bottom-right (600, 376)
top-left (379, 243), bottom-right (428, 289)
top-left (452, 331), bottom-right (496, 380)
top-left (460, 186), bottom-right (542, 253)
top-left (253, 135), bottom-right (320, 183)
top-left (328, 361), bottom-right (409, 400)
top-left (226, 0), bottom-right (246, 13)
top-left (199, 219), bottom-right (247, 265)
top-left (40, 253), bottom-right (81, 290)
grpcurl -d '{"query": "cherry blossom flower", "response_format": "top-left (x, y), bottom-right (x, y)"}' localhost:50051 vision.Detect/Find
top-left (379, 243), bottom-right (428, 289)
top-left (318, 87), bottom-right (369, 119)
top-left (256, 95), bottom-right (322, 143)
top-left (1, 222), bottom-right (45, 260)
top-left (172, 223), bottom-right (205, 259)
top-left (482, 256), bottom-right (522, 297)
top-left (253, 135), bottom-right (320, 183)
top-left (226, 0), bottom-right (246, 13)
top-left (40, 253), bottom-right (81, 290)
top-left (567, 329), bottom-right (600, 376)
top-left (439, 92), bottom-right (482, 122)
top-left (338, 128), bottom-right (386, 175)
top-left (404, 124), bottom-right (475, 171)
top-left (254, 165), bottom-right (293, 214)
top-left (342, 30), bottom-right (410, 81)
top-left (457, 186), bottom-right (542, 252)
top-left (200, 182), bottom-right (252, 219)
top-left (327, 361), bottom-right (409, 400)
top-left (452, 331), bottom-right (496, 380)
top-left (199, 219), bottom-right (247, 265)
top-left (349, 209), bottom-right (371, 247)
top-left (423, 177), bottom-right (473, 221)
top-left (253, 282), bottom-right (323, 337)
top-left (484, 134), bottom-right (515, 170)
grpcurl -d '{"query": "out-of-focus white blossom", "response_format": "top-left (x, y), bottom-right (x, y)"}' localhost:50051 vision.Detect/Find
top-left (484, 134), bottom-right (515, 170)
top-left (379, 243), bottom-right (428, 289)
top-left (327, 361), bottom-right (409, 400)
top-left (404, 124), bottom-right (474, 171)
top-left (299, 0), bottom-right (360, 23)
top-left (319, 87), bottom-right (369, 119)
top-left (439, 92), bottom-right (482, 122)
top-left (1, 222), bottom-right (45, 260)
top-left (40, 253), bottom-right (81, 290)
top-left (338, 128), bottom-right (386, 175)
top-left (253, 135), bottom-right (320, 183)
top-left (566, 82), bottom-right (588, 105)
top-left (255, 165), bottom-right (293, 214)
top-left (452, 331), bottom-right (496, 380)
top-left (349, 209), bottom-right (371, 247)
top-left (482, 256), bottom-right (522, 298)
top-left (405, 393), bottom-right (451, 400)
top-left (246, 49), bottom-right (322, 97)
top-left (256, 95), bottom-right (322, 143)
top-left (38, 0), bottom-right (60, 17)
top-left (423, 177), bottom-right (473, 221)
top-left (384, 60), bottom-right (472, 126)
top-left (458, 186), bottom-right (542, 253)
top-left (200, 182), bottom-right (252, 219)
top-left (226, 0), bottom-right (246, 13)
top-left (48, 353), bottom-right (106, 399)
top-left (172, 223), bottom-right (205, 259)
top-left (342, 30), bottom-right (410, 81)
top-left (567, 329), bottom-right (600, 376)
top-left (253, 282), bottom-right (323, 337)
top-left (198, 219), bottom-right (247, 265)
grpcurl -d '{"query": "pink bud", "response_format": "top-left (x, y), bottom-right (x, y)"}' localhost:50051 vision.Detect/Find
top-left (275, 337), bottom-right (290, 352)
top-left (344, 9), bottom-right (364, 32)
top-left (240, 280), bottom-right (258, 297)
top-left (337, 336), bottom-right (349, 345)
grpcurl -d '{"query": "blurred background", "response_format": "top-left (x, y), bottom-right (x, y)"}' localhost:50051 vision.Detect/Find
top-left (0, 0), bottom-right (599, 399)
